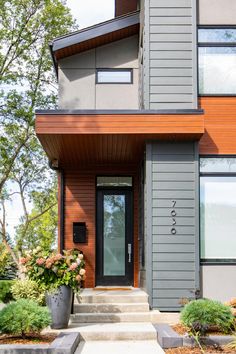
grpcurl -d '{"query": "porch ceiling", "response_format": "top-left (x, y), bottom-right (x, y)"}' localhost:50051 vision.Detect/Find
top-left (35, 111), bottom-right (204, 168)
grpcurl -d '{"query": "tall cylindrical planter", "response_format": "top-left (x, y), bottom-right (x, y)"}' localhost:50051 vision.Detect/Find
top-left (46, 285), bottom-right (73, 329)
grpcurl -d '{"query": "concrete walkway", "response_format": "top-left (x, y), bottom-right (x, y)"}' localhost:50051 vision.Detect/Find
top-left (75, 340), bottom-right (165, 354)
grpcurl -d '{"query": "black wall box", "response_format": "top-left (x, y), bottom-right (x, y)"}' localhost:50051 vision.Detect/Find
top-left (73, 222), bottom-right (86, 243)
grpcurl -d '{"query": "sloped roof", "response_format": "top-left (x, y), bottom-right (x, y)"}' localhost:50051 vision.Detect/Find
top-left (50, 11), bottom-right (140, 72)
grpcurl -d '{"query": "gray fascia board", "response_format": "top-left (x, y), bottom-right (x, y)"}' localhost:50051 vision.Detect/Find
top-left (49, 42), bottom-right (58, 78)
top-left (36, 109), bottom-right (204, 115)
top-left (51, 12), bottom-right (140, 52)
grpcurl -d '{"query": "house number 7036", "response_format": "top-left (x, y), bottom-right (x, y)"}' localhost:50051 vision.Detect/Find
top-left (171, 200), bottom-right (177, 235)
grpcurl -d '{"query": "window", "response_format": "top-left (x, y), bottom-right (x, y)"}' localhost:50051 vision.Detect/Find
top-left (96, 69), bottom-right (133, 84)
top-left (200, 157), bottom-right (236, 262)
top-left (97, 176), bottom-right (132, 187)
top-left (198, 28), bottom-right (236, 95)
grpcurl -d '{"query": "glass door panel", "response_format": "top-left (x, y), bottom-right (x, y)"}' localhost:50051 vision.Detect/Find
top-left (103, 195), bottom-right (126, 276)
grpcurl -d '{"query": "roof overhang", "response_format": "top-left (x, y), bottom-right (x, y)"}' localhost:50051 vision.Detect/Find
top-left (50, 11), bottom-right (140, 75)
top-left (35, 110), bottom-right (204, 169)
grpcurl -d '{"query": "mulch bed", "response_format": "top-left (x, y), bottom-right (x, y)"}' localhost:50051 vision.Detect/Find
top-left (165, 347), bottom-right (235, 354)
top-left (0, 333), bottom-right (57, 345)
top-left (172, 324), bottom-right (233, 336)
top-left (168, 324), bottom-right (235, 354)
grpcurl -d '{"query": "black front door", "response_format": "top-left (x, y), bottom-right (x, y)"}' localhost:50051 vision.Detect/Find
top-left (96, 189), bottom-right (133, 286)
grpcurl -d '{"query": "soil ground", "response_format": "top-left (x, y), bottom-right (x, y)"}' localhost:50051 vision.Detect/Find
top-left (0, 333), bottom-right (56, 345)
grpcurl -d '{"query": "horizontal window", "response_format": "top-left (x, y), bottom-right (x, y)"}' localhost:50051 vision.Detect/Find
top-left (199, 29), bottom-right (236, 43)
top-left (199, 47), bottom-right (236, 95)
top-left (97, 177), bottom-right (132, 187)
top-left (96, 69), bottom-right (133, 84)
top-left (200, 176), bottom-right (236, 260)
top-left (200, 157), bottom-right (236, 173)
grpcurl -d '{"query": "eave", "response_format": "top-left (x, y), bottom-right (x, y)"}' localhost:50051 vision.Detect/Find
top-left (35, 110), bottom-right (204, 168)
top-left (50, 11), bottom-right (140, 75)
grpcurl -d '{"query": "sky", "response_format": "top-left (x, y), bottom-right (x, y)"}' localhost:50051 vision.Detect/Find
top-left (5, 1), bottom-right (115, 238)
top-left (66, 0), bottom-right (114, 28)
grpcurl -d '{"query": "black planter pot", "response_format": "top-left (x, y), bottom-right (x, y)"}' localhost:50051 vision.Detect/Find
top-left (46, 285), bottom-right (73, 329)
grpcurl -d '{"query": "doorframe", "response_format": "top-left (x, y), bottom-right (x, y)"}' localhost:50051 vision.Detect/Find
top-left (95, 185), bottom-right (134, 286)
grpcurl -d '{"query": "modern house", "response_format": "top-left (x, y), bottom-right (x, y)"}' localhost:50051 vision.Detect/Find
top-left (36, 0), bottom-right (236, 311)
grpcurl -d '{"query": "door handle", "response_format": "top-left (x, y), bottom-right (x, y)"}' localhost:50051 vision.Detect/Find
top-left (128, 243), bottom-right (132, 263)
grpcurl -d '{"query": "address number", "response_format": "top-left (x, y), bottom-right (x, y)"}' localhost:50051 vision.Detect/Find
top-left (171, 200), bottom-right (177, 235)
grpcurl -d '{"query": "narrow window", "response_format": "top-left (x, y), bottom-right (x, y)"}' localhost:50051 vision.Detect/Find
top-left (96, 69), bottom-right (133, 84)
top-left (97, 176), bottom-right (132, 187)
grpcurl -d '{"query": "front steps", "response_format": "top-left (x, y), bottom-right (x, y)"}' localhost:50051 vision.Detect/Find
top-left (71, 288), bottom-right (151, 324)
top-left (74, 302), bottom-right (150, 313)
top-left (71, 288), bottom-right (179, 324)
top-left (44, 289), bottom-right (178, 352)
top-left (71, 322), bottom-right (158, 341)
top-left (76, 288), bottom-right (149, 303)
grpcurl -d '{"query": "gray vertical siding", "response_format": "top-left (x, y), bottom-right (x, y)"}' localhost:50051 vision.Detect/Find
top-left (143, 0), bottom-right (198, 109)
top-left (146, 142), bottom-right (199, 311)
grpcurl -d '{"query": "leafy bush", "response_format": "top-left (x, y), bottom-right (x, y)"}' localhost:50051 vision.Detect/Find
top-left (0, 280), bottom-right (14, 303)
top-left (180, 298), bottom-right (235, 334)
top-left (11, 279), bottom-right (45, 305)
top-left (0, 299), bottom-right (51, 338)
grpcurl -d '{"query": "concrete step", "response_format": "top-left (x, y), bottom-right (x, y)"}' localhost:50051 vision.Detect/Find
top-left (74, 302), bottom-right (150, 313)
top-left (70, 322), bottom-right (158, 341)
top-left (76, 288), bottom-right (149, 304)
top-left (70, 311), bottom-right (180, 324)
top-left (70, 312), bottom-right (152, 323)
top-left (75, 340), bottom-right (165, 354)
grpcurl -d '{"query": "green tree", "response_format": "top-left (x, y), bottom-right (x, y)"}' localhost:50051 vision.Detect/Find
top-left (0, 0), bottom-right (77, 274)
top-left (15, 186), bottom-right (58, 254)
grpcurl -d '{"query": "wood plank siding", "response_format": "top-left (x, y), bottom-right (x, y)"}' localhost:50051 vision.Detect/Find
top-left (199, 97), bottom-right (236, 154)
top-left (143, 0), bottom-right (198, 109)
top-left (146, 142), bottom-right (199, 311)
top-left (36, 113), bottom-right (204, 134)
top-left (63, 167), bottom-right (139, 288)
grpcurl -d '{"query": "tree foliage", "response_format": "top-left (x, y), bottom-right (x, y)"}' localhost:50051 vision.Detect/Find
top-left (0, 0), bottom-right (77, 274)
top-left (15, 185), bottom-right (58, 253)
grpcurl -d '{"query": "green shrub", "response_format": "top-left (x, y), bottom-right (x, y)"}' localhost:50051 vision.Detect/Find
top-left (180, 298), bottom-right (235, 334)
top-left (0, 299), bottom-right (51, 338)
top-left (11, 279), bottom-right (45, 305)
top-left (0, 280), bottom-right (14, 303)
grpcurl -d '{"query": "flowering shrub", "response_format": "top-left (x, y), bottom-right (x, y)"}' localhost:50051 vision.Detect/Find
top-left (20, 248), bottom-right (85, 292)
